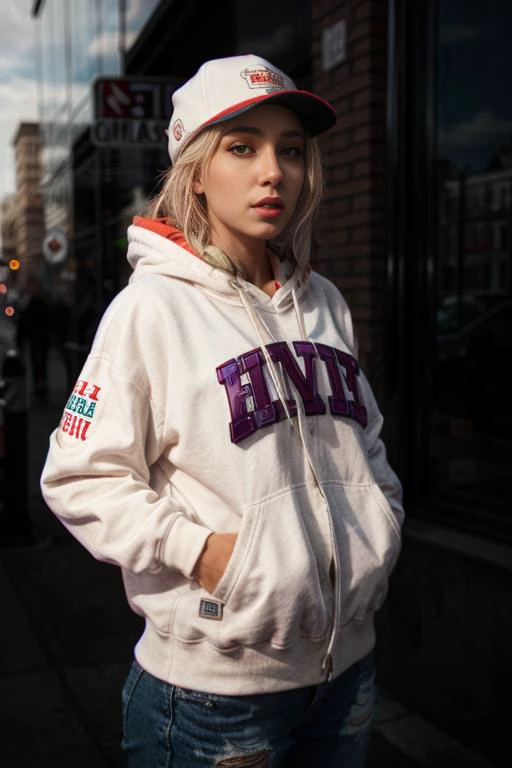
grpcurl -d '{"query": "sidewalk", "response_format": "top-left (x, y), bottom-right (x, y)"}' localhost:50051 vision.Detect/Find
top-left (0, 348), bottom-right (495, 767)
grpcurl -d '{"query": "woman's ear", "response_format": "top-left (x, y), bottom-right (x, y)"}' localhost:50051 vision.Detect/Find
top-left (193, 177), bottom-right (204, 195)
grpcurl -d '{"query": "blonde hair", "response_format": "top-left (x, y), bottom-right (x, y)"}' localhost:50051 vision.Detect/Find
top-left (146, 120), bottom-right (324, 275)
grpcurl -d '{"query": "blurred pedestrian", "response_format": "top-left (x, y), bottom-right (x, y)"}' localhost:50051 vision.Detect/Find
top-left (16, 277), bottom-right (51, 400)
top-left (41, 54), bottom-right (404, 767)
top-left (50, 289), bottom-right (74, 394)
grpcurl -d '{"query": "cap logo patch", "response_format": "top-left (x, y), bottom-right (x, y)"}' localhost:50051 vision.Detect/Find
top-left (172, 118), bottom-right (184, 141)
top-left (241, 67), bottom-right (285, 92)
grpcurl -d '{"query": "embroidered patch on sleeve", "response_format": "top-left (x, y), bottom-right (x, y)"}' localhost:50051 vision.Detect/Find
top-left (60, 378), bottom-right (102, 441)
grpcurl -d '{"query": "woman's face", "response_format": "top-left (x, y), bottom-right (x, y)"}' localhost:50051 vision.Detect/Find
top-left (193, 104), bottom-right (306, 256)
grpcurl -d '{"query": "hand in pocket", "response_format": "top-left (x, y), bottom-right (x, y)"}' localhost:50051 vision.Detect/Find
top-left (192, 532), bottom-right (237, 594)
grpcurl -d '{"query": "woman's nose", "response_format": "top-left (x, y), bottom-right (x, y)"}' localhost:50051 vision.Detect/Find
top-left (258, 147), bottom-right (283, 185)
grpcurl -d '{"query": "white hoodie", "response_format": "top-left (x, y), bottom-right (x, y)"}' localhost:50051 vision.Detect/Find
top-left (41, 219), bottom-right (403, 695)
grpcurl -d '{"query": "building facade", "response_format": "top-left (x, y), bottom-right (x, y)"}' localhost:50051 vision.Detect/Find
top-left (0, 122), bottom-right (45, 297)
top-left (12, 123), bottom-right (46, 290)
top-left (0, 195), bottom-right (17, 266)
top-left (31, 1), bottom-right (511, 765)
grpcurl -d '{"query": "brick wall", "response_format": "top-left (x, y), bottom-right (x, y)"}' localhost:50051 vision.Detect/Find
top-left (311, 0), bottom-right (389, 395)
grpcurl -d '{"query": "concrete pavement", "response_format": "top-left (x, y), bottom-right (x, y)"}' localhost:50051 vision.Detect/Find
top-left (0, 345), bottom-right (496, 767)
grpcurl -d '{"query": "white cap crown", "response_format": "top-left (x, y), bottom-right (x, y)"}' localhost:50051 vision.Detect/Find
top-left (167, 54), bottom-right (336, 163)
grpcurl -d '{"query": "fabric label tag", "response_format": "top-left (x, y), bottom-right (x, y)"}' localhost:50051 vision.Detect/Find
top-left (199, 598), bottom-right (223, 621)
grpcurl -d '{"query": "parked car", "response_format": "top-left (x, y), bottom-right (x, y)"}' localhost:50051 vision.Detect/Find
top-left (436, 295), bottom-right (487, 336)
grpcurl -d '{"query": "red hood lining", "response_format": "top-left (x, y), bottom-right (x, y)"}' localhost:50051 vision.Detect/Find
top-left (133, 216), bottom-right (198, 257)
top-left (132, 216), bottom-right (282, 290)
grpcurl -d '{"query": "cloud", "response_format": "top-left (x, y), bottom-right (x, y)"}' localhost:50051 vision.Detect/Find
top-left (126, 0), bottom-right (159, 31)
top-left (38, 80), bottom-right (89, 118)
top-left (0, 75), bottom-right (38, 202)
top-left (0, 1), bottom-right (38, 202)
top-left (0, 0), bottom-right (35, 52)
top-left (440, 111), bottom-right (512, 148)
top-left (88, 29), bottom-right (137, 59)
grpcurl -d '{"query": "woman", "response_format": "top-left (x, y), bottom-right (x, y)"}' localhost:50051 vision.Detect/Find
top-left (41, 54), bottom-right (403, 767)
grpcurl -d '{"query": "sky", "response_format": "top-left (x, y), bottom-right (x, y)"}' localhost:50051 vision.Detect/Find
top-left (0, 0), bottom-right (39, 202)
top-left (0, 0), bottom-right (511, 202)
top-left (438, 1), bottom-right (512, 171)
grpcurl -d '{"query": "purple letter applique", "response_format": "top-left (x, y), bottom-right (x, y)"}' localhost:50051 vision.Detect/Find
top-left (217, 348), bottom-right (287, 443)
top-left (335, 348), bottom-right (367, 427)
top-left (267, 341), bottom-right (326, 415)
top-left (217, 341), bottom-right (367, 444)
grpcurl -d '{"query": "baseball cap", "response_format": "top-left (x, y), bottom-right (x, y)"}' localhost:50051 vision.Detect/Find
top-left (167, 54), bottom-right (337, 163)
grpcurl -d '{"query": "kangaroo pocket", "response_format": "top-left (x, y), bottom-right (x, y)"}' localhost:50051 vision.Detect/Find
top-left (324, 482), bottom-right (402, 626)
top-left (172, 485), bottom-right (331, 652)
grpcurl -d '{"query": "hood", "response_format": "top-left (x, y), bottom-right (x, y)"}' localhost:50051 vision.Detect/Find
top-left (127, 217), bottom-right (309, 311)
top-left (127, 216), bottom-right (315, 433)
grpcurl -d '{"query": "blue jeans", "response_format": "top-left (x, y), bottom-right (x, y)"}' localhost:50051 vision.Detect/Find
top-left (121, 650), bottom-right (375, 767)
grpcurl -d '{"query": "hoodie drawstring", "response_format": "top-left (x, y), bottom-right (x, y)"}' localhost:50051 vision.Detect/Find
top-left (232, 280), bottom-right (296, 432)
top-left (234, 279), bottom-right (340, 681)
top-left (292, 288), bottom-right (308, 342)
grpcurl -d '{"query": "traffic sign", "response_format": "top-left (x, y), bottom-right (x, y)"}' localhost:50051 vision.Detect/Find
top-left (91, 76), bottom-right (181, 148)
top-left (43, 228), bottom-right (68, 265)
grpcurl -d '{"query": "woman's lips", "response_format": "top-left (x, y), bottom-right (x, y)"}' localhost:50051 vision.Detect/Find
top-left (253, 206), bottom-right (284, 218)
top-left (252, 198), bottom-right (285, 218)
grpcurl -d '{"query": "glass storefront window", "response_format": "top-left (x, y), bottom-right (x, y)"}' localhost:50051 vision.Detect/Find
top-left (71, 0), bottom-right (114, 113)
top-left (40, 0), bottom-right (66, 123)
top-left (236, 0), bottom-right (311, 76)
top-left (95, 0), bottom-right (122, 77)
top-left (125, 0), bottom-right (161, 47)
top-left (431, 0), bottom-right (512, 513)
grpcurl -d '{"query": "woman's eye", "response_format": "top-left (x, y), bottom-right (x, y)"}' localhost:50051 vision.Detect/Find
top-left (229, 144), bottom-right (252, 155)
top-left (281, 146), bottom-right (304, 159)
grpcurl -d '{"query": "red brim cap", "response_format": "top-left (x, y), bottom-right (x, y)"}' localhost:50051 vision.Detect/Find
top-left (201, 89), bottom-right (337, 137)
top-left (168, 55), bottom-right (338, 163)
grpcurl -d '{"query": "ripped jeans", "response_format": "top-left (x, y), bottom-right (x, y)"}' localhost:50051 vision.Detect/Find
top-left (121, 651), bottom-right (375, 768)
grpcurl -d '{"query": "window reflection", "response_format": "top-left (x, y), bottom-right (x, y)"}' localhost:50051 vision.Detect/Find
top-left (236, 0), bottom-right (311, 71)
top-left (125, 0), bottom-right (161, 47)
top-left (432, 0), bottom-right (512, 505)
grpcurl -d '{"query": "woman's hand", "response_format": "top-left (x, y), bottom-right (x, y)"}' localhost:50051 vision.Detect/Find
top-left (193, 532), bottom-right (237, 594)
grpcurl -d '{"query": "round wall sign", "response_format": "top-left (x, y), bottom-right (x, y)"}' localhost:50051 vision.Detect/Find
top-left (43, 228), bottom-right (68, 265)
